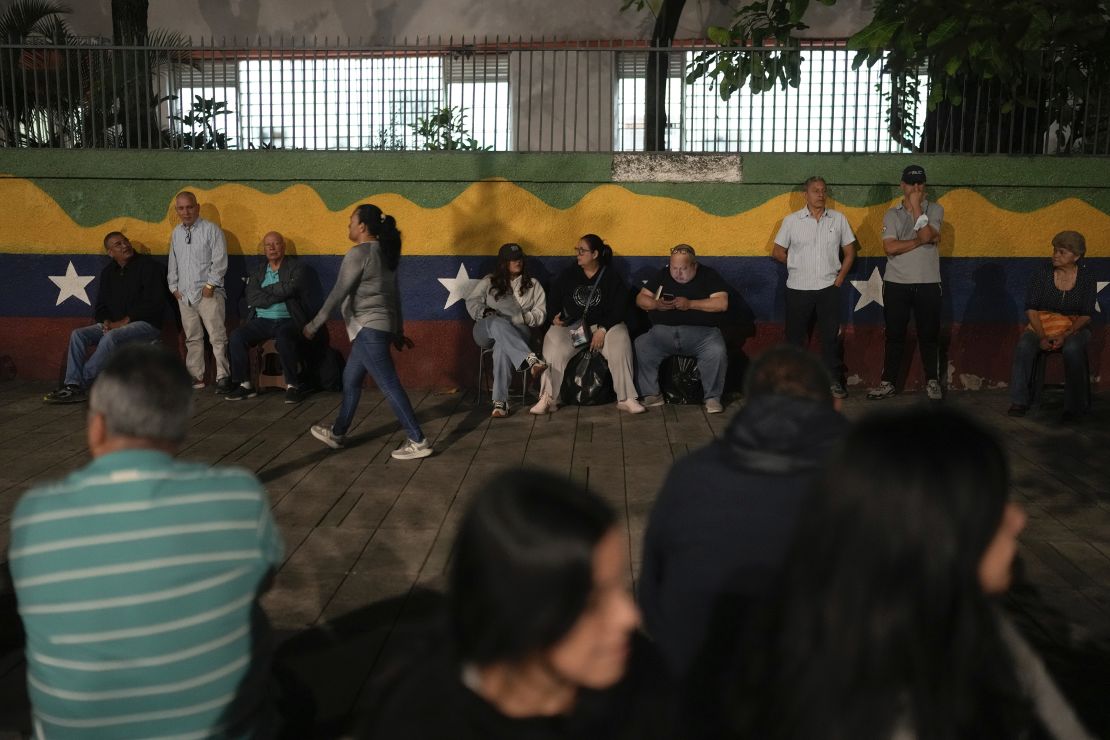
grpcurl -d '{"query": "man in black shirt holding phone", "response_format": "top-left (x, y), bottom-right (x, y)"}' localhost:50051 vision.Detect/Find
top-left (634, 244), bottom-right (729, 413)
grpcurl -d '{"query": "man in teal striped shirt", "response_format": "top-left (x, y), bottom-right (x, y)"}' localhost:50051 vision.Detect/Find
top-left (9, 344), bottom-right (283, 738)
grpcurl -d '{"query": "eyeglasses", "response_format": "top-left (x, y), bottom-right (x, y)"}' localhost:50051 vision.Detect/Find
top-left (670, 245), bottom-right (695, 256)
top-left (574, 248), bottom-right (593, 255)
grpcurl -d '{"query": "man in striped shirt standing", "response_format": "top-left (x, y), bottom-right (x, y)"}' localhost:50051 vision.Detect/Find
top-left (772, 176), bottom-right (858, 398)
top-left (9, 344), bottom-right (283, 738)
top-left (168, 191), bottom-right (233, 393)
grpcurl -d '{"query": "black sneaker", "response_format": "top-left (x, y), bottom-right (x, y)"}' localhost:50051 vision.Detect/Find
top-left (44, 385), bottom-right (87, 404)
top-left (225, 385), bottom-right (257, 401)
top-left (214, 378), bottom-right (235, 395)
top-left (285, 386), bottom-right (307, 404)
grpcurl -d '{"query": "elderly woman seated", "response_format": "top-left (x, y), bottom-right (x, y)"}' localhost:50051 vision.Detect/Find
top-left (1007, 230), bottom-right (1097, 420)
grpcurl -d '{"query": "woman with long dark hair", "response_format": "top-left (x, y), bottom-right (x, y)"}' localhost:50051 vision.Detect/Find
top-left (723, 407), bottom-right (1090, 740)
top-left (360, 468), bottom-right (677, 739)
top-left (531, 234), bottom-right (643, 414)
top-left (303, 204), bottom-right (432, 460)
top-left (465, 242), bottom-right (547, 417)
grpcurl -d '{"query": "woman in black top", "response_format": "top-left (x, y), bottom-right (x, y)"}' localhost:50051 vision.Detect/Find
top-left (357, 468), bottom-right (677, 740)
top-left (1007, 230), bottom-right (1097, 419)
top-left (530, 234), bottom-right (644, 414)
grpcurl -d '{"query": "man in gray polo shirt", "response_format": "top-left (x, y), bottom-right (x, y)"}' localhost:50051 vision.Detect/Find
top-left (168, 191), bottom-right (232, 393)
top-left (773, 176), bottom-right (857, 398)
top-left (868, 164), bottom-right (945, 401)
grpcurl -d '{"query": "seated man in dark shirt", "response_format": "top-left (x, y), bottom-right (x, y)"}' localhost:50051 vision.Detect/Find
top-left (226, 231), bottom-right (311, 404)
top-left (634, 244), bottom-right (729, 413)
top-left (44, 232), bottom-right (167, 404)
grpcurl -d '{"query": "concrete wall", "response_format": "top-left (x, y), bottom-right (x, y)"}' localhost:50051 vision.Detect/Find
top-left (64, 0), bottom-right (871, 43)
top-left (0, 150), bottom-right (1107, 392)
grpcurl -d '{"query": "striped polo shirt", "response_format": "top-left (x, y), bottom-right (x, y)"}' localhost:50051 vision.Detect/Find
top-left (773, 207), bottom-right (857, 290)
top-left (168, 218), bottom-right (228, 306)
top-left (9, 449), bottom-right (283, 739)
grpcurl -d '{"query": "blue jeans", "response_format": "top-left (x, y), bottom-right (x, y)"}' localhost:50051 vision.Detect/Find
top-left (65, 321), bottom-right (161, 388)
top-left (332, 327), bottom-right (424, 441)
top-left (634, 325), bottom-right (727, 401)
top-left (230, 318), bottom-right (301, 386)
top-left (1009, 328), bottom-right (1090, 413)
top-left (473, 316), bottom-right (531, 403)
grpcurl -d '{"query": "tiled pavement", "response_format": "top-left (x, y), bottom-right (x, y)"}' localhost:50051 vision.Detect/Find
top-left (0, 380), bottom-right (1108, 736)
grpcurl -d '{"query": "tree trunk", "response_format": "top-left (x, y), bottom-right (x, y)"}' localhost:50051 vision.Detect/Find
top-left (643, 0), bottom-right (685, 151)
top-left (111, 0), bottom-right (157, 147)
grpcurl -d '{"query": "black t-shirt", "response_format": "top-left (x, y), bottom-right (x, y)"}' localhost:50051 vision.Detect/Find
top-left (358, 630), bottom-right (678, 740)
top-left (642, 264), bottom-right (729, 327)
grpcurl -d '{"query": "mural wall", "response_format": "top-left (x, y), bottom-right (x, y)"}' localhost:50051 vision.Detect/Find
top-left (1, 150), bottom-right (1107, 391)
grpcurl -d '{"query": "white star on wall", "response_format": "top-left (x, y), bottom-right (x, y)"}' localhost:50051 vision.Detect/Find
top-left (849, 267), bottom-right (885, 311)
top-left (1097, 281), bottom-right (1108, 313)
top-left (437, 263), bottom-right (480, 309)
top-left (48, 261), bottom-right (95, 306)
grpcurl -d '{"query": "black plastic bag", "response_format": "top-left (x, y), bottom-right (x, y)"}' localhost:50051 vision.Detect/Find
top-left (560, 349), bottom-right (617, 406)
top-left (660, 355), bottom-right (704, 404)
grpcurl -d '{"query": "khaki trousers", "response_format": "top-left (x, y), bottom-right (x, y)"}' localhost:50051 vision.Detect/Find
top-left (179, 291), bottom-right (230, 381)
top-left (538, 322), bottom-right (636, 403)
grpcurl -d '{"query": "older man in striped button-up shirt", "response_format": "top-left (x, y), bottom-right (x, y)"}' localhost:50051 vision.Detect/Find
top-left (168, 191), bottom-right (232, 392)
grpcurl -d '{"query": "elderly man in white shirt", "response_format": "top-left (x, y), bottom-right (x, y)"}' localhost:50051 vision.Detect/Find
top-left (772, 176), bottom-right (857, 398)
top-left (167, 191), bottom-right (231, 392)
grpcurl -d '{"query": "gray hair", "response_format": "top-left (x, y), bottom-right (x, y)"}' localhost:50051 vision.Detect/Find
top-left (89, 345), bottom-right (194, 443)
top-left (802, 176), bottom-right (827, 190)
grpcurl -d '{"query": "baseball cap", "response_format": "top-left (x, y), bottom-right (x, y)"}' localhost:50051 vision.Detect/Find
top-left (901, 164), bottom-right (926, 184)
top-left (498, 242), bottom-right (524, 260)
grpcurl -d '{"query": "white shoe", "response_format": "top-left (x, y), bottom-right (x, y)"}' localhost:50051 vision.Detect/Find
top-left (926, 379), bottom-right (943, 401)
top-left (617, 398), bottom-right (646, 414)
top-left (391, 437), bottom-right (433, 460)
top-left (310, 424), bottom-right (345, 449)
top-left (641, 393), bottom-right (665, 407)
top-left (704, 398), bottom-right (724, 414)
top-left (530, 393), bottom-right (557, 415)
top-left (867, 381), bottom-right (896, 400)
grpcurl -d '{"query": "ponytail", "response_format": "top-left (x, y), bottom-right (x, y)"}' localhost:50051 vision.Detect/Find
top-left (355, 203), bottom-right (403, 271)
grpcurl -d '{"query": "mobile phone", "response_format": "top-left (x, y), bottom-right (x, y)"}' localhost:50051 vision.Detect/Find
top-left (661, 293), bottom-right (676, 302)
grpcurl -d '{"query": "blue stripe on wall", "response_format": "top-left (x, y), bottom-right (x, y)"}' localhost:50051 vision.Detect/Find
top-left (4, 253), bottom-right (1108, 325)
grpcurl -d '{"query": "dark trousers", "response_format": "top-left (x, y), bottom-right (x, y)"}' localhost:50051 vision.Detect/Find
top-left (229, 318), bottom-right (301, 386)
top-left (881, 282), bottom-right (942, 383)
top-left (1009, 329), bottom-right (1091, 413)
top-left (785, 285), bottom-right (841, 379)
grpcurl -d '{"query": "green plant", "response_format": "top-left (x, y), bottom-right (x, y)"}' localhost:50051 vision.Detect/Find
top-left (411, 107), bottom-right (489, 151)
top-left (167, 95), bottom-right (233, 149)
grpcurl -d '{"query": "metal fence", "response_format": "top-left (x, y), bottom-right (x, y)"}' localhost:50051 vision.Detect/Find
top-left (2, 38), bottom-right (1107, 155)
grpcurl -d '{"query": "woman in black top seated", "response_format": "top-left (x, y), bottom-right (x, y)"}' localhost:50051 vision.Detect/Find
top-left (1008, 230), bottom-right (1097, 420)
top-left (530, 234), bottom-right (644, 414)
top-left (359, 468), bottom-right (676, 740)
top-left (717, 407), bottom-right (1090, 740)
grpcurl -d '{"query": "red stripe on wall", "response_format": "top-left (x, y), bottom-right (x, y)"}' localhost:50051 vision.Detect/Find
top-left (1, 319), bottom-right (1105, 391)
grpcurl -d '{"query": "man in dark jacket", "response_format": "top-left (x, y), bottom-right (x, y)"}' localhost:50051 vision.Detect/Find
top-left (226, 231), bottom-right (311, 403)
top-left (43, 232), bottom-right (168, 404)
top-left (638, 344), bottom-right (848, 677)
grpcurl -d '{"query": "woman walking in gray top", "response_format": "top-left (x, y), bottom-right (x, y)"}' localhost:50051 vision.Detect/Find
top-left (304, 204), bottom-right (432, 460)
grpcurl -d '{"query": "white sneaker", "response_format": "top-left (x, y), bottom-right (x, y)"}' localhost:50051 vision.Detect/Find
top-left (641, 393), bottom-right (665, 407)
top-left (310, 424), bottom-right (345, 449)
top-left (867, 381), bottom-right (896, 400)
top-left (530, 393), bottom-right (557, 415)
top-left (616, 398), bottom-right (646, 414)
top-left (926, 379), bottom-right (943, 401)
top-left (705, 398), bottom-right (724, 414)
top-left (392, 437), bottom-right (433, 460)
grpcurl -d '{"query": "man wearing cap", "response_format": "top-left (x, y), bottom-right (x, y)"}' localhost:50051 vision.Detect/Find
top-left (168, 191), bottom-right (232, 393)
top-left (635, 244), bottom-right (730, 414)
top-left (465, 242), bottom-right (547, 417)
top-left (867, 164), bottom-right (945, 401)
top-left (772, 176), bottom-right (857, 398)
